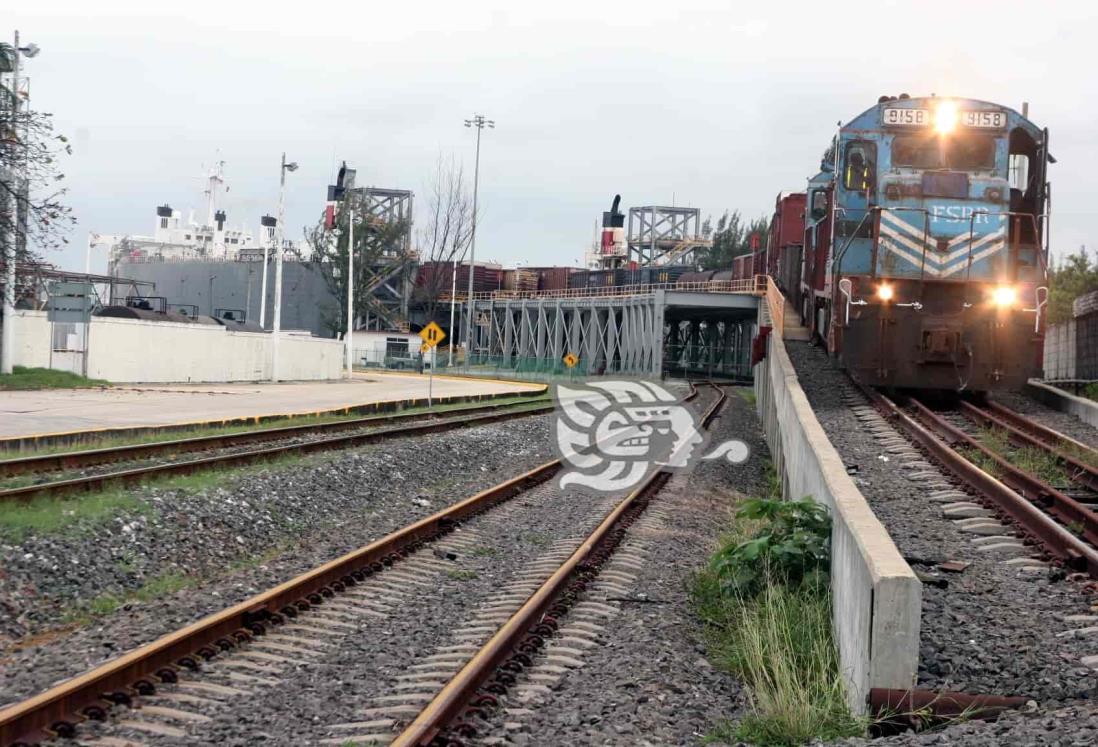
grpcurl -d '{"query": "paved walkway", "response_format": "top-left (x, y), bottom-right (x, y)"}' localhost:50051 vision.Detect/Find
top-left (0, 372), bottom-right (544, 439)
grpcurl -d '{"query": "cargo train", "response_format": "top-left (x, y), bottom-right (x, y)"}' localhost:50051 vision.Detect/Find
top-left (754, 94), bottom-right (1051, 393)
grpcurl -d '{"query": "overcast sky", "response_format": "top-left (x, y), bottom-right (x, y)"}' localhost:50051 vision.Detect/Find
top-left (9, 1), bottom-right (1097, 274)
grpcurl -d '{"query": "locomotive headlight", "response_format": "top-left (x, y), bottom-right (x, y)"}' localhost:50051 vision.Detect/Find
top-left (877, 284), bottom-right (894, 302)
top-left (935, 100), bottom-right (958, 134)
top-left (991, 285), bottom-right (1017, 308)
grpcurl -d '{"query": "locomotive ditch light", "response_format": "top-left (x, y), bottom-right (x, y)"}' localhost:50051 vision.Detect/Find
top-left (876, 284), bottom-right (895, 302)
top-left (991, 285), bottom-right (1018, 308)
top-left (935, 100), bottom-right (958, 134)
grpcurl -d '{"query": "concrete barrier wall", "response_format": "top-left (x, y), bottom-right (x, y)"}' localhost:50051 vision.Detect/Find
top-left (1026, 379), bottom-right (1098, 429)
top-left (754, 331), bottom-right (921, 713)
top-left (5, 313), bottom-right (341, 382)
top-left (1043, 321), bottom-right (1077, 380)
top-left (7, 310), bottom-right (51, 369)
top-left (85, 318), bottom-right (342, 382)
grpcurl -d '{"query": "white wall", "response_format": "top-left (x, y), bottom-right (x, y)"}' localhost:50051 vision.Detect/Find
top-left (754, 322), bottom-right (921, 714)
top-left (7, 310), bottom-right (51, 369)
top-left (350, 330), bottom-right (421, 365)
top-left (4, 312), bottom-right (341, 383)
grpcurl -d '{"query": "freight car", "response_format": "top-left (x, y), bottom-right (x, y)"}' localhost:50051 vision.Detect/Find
top-left (769, 94), bottom-right (1050, 392)
top-left (567, 266), bottom-right (691, 290)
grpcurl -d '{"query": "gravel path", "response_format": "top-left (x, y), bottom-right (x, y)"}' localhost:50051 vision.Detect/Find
top-left (0, 413), bottom-right (554, 707)
top-left (992, 389), bottom-right (1098, 447)
top-left (783, 342), bottom-right (1098, 744)
top-left (469, 387), bottom-right (769, 745)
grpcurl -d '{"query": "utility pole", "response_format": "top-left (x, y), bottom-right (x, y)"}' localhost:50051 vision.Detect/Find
top-left (345, 206), bottom-right (354, 377)
top-left (1, 31), bottom-right (39, 375)
top-left (271, 152), bottom-right (297, 382)
top-left (448, 252), bottom-right (458, 365)
top-left (463, 113), bottom-right (494, 366)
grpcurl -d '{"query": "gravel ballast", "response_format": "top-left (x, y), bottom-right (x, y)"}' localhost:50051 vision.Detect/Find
top-left (470, 387), bottom-right (770, 745)
top-left (783, 341), bottom-right (1098, 744)
top-left (0, 413), bottom-right (554, 707)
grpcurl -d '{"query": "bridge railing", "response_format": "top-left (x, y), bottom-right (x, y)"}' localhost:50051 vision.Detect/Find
top-left (765, 275), bottom-right (786, 337)
top-left (440, 275), bottom-right (766, 302)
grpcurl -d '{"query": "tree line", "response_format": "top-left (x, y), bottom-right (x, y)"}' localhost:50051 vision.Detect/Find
top-left (699, 210), bottom-right (770, 271)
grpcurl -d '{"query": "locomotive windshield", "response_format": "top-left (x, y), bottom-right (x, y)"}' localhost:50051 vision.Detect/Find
top-left (891, 131), bottom-right (996, 170)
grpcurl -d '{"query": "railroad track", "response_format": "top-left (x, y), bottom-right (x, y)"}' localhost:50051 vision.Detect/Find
top-left (0, 399), bottom-right (555, 503)
top-left (860, 385), bottom-right (1098, 578)
top-left (0, 381), bottom-right (715, 746)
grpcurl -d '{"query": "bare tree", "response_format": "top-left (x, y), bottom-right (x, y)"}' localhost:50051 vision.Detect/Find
top-left (413, 155), bottom-right (474, 326)
top-left (1, 43), bottom-right (74, 266)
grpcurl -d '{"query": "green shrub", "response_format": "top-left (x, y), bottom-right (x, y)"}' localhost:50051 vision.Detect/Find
top-left (710, 497), bottom-right (830, 596)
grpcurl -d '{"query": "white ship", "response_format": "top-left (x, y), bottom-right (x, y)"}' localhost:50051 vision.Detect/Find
top-left (101, 160), bottom-right (289, 271)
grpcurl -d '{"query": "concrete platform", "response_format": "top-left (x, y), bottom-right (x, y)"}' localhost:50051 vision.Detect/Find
top-left (0, 372), bottom-right (545, 441)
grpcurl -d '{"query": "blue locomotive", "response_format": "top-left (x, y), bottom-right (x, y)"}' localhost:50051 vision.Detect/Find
top-left (783, 94), bottom-right (1051, 391)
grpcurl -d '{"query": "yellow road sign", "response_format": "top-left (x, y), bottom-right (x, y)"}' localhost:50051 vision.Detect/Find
top-left (563, 352), bottom-right (578, 368)
top-left (419, 321), bottom-right (446, 349)
top-left (420, 342), bottom-right (431, 353)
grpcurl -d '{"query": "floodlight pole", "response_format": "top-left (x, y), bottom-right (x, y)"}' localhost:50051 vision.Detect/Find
top-left (463, 113), bottom-right (494, 366)
top-left (271, 152), bottom-right (296, 382)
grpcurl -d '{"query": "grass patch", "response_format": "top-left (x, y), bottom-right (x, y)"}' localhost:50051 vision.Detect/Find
top-left (471, 546), bottom-right (500, 557)
top-left (1, 454), bottom-right (312, 540)
top-left (0, 392), bottom-right (550, 461)
top-left (736, 388), bottom-right (757, 406)
top-left (691, 465), bottom-right (864, 745)
top-left (446, 569), bottom-right (478, 581)
top-left (976, 427), bottom-right (1070, 485)
top-left (0, 488), bottom-right (148, 540)
top-left (66, 571), bottom-right (199, 623)
top-left (0, 366), bottom-right (108, 391)
top-left (521, 531), bottom-right (551, 547)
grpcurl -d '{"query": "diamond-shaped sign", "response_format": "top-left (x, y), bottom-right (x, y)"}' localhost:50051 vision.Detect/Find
top-left (419, 321), bottom-right (446, 349)
top-left (563, 352), bottom-right (578, 368)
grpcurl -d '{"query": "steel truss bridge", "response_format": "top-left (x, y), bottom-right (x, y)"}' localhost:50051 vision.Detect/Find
top-left (458, 280), bottom-right (762, 379)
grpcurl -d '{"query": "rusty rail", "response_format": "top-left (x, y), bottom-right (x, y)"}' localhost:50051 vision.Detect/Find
top-left (392, 384), bottom-right (727, 745)
top-left (0, 461), bottom-right (562, 746)
top-left (870, 688), bottom-right (1029, 730)
top-left (0, 398), bottom-right (549, 480)
top-left (863, 387), bottom-right (1098, 577)
top-left (959, 400), bottom-right (1098, 494)
top-left (985, 400), bottom-right (1098, 460)
top-left (0, 402), bottom-right (554, 504)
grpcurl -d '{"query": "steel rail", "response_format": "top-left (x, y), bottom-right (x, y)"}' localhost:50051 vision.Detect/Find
top-left (0, 403), bottom-right (555, 504)
top-left (869, 688), bottom-right (1029, 729)
top-left (0, 460), bottom-right (562, 746)
top-left (863, 387), bottom-right (1098, 577)
top-left (958, 400), bottom-right (1098, 494)
top-left (0, 398), bottom-right (549, 480)
top-left (985, 400), bottom-right (1098, 460)
top-left (0, 381), bottom-right (708, 745)
top-left (907, 398), bottom-right (1098, 552)
top-left (392, 384), bottom-right (727, 745)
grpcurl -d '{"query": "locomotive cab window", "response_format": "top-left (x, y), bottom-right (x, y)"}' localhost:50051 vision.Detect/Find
top-left (810, 189), bottom-right (828, 220)
top-left (892, 131), bottom-right (995, 170)
top-left (843, 141), bottom-right (876, 191)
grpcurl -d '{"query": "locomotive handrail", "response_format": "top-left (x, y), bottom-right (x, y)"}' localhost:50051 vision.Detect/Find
top-left (963, 210), bottom-right (1047, 311)
top-left (830, 207), bottom-right (875, 309)
top-left (1025, 286), bottom-right (1049, 333)
top-left (873, 206), bottom-right (932, 296)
